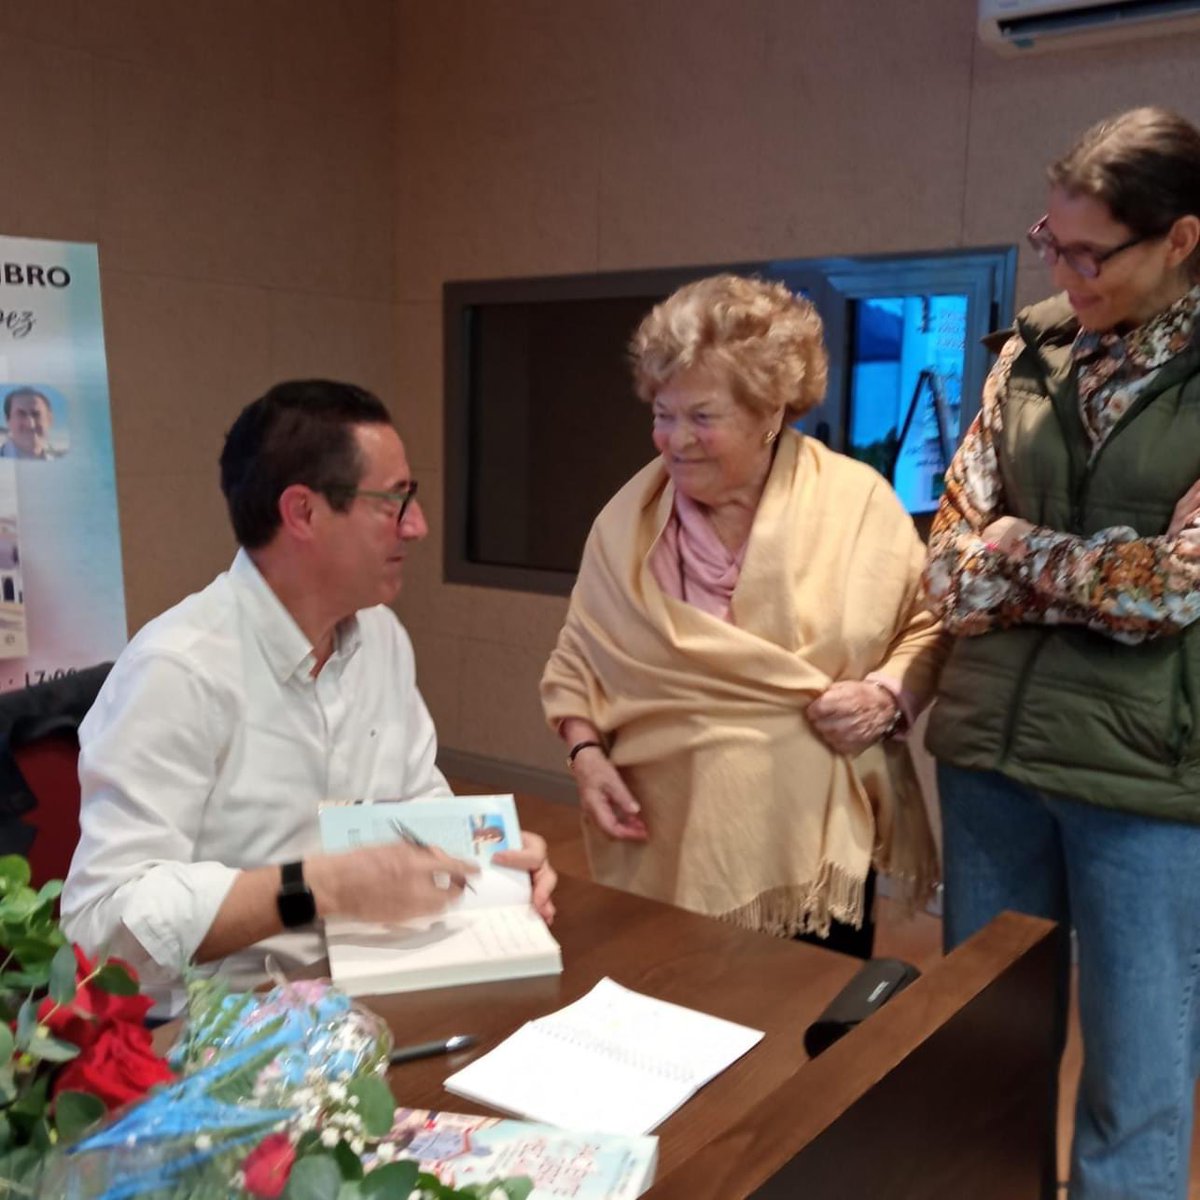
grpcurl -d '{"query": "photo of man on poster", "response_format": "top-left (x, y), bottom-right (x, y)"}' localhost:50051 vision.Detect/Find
top-left (0, 387), bottom-right (66, 461)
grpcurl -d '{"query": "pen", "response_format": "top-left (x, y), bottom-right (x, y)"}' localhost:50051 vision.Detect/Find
top-left (389, 1034), bottom-right (478, 1065)
top-left (390, 817), bottom-right (477, 893)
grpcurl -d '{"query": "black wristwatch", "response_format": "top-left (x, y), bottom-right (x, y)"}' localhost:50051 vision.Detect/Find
top-left (276, 861), bottom-right (317, 928)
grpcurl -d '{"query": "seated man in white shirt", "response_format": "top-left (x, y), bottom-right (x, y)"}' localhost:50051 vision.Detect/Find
top-left (62, 379), bottom-right (557, 1014)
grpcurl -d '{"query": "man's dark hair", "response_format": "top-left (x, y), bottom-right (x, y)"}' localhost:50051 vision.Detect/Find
top-left (3, 388), bottom-right (49, 422)
top-left (219, 380), bottom-right (393, 549)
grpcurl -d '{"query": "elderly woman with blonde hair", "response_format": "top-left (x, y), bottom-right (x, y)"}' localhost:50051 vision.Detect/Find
top-left (541, 274), bottom-right (946, 956)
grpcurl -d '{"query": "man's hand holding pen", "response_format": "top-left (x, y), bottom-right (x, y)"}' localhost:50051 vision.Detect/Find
top-left (390, 815), bottom-right (557, 925)
top-left (304, 840), bottom-right (480, 924)
top-left (302, 829), bottom-right (557, 927)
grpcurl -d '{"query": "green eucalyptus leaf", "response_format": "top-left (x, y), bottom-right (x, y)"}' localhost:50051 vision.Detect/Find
top-left (0, 967), bottom-right (50, 990)
top-left (283, 1153), bottom-right (343, 1200)
top-left (331, 1139), bottom-right (363, 1181)
top-left (93, 961), bottom-right (138, 996)
top-left (29, 1115), bottom-right (52, 1152)
top-left (1, 893), bottom-right (41, 925)
top-left (8, 934), bottom-right (62, 966)
top-left (9, 1073), bottom-right (47, 1120)
top-left (54, 1090), bottom-right (106, 1143)
top-left (34, 880), bottom-right (62, 906)
top-left (0, 1021), bottom-right (13, 1063)
top-left (0, 1112), bottom-right (11, 1152)
top-left (499, 1178), bottom-right (535, 1200)
top-left (361, 1161), bottom-right (418, 1198)
top-left (346, 1076), bottom-right (395, 1139)
top-left (0, 1066), bottom-right (15, 1106)
top-left (0, 858), bottom-right (31, 889)
top-left (27, 1032), bottom-right (80, 1063)
top-left (48, 943), bottom-right (77, 1006)
top-left (0, 1144), bottom-right (42, 1186)
top-left (14, 997), bottom-right (35, 1051)
top-left (336, 1183), bottom-right (364, 1200)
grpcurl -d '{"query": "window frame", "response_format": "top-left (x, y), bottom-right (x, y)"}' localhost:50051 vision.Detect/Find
top-left (443, 246), bottom-right (1017, 596)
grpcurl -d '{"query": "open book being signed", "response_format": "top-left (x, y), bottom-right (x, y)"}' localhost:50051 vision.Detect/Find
top-left (318, 794), bottom-right (562, 996)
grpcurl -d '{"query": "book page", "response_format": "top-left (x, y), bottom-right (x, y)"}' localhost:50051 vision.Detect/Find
top-left (327, 905), bottom-right (559, 978)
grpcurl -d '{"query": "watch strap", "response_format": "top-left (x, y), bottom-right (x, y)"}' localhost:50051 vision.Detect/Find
top-left (276, 860), bottom-right (317, 928)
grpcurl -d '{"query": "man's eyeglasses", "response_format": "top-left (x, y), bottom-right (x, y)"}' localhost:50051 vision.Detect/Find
top-left (336, 481), bottom-right (419, 523)
top-left (1027, 215), bottom-right (1163, 280)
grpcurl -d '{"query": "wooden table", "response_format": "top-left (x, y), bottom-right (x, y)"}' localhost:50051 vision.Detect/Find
top-left (367, 795), bottom-right (1061, 1200)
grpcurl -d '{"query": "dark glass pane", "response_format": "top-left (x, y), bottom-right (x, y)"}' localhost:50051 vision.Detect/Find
top-left (466, 296), bottom-right (664, 573)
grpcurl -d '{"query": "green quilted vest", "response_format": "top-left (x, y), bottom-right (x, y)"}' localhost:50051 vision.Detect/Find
top-left (927, 293), bottom-right (1200, 823)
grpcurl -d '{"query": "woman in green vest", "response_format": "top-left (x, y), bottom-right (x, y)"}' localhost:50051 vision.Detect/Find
top-left (925, 106), bottom-right (1200, 1200)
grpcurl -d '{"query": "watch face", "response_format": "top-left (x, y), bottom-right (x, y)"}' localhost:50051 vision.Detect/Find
top-left (277, 883), bottom-right (316, 928)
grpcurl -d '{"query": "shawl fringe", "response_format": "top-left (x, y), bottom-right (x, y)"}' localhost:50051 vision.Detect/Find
top-left (718, 860), bottom-right (866, 940)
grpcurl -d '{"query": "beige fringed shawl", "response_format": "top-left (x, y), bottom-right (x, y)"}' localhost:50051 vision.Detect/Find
top-left (541, 430), bottom-right (944, 936)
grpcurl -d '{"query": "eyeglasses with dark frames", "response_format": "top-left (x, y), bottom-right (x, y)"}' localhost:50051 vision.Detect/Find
top-left (335, 480), bottom-right (419, 523)
top-left (1027, 215), bottom-right (1165, 280)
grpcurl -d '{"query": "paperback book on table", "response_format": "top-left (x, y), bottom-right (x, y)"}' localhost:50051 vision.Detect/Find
top-left (378, 1107), bottom-right (658, 1200)
top-left (318, 793), bottom-right (562, 997)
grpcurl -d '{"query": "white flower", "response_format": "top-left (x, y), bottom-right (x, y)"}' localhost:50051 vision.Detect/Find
top-left (195, 1134), bottom-right (213, 1151)
top-left (320, 1128), bottom-right (340, 1148)
top-left (374, 1142), bottom-right (396, 1163)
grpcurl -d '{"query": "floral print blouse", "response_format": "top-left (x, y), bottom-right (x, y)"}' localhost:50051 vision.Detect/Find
top-left (924, 285), bottom-right (1200, 645)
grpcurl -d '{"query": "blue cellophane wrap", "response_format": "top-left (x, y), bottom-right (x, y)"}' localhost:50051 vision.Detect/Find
top-left (44, 979), bottom-right (392, 1200)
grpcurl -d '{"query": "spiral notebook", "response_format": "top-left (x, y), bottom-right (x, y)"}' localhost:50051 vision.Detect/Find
top-left (444, 977), bottom-right (764, 1135)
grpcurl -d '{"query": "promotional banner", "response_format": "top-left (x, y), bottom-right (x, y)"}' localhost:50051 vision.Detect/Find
top-left (0, 235), bottom-right (126, 691)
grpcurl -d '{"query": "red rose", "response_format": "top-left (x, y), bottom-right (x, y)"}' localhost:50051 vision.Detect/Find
top-left (242, 1133), bottom-right (297, 1198)
top-left (38, 947), bottom-right (152, 1049)
top-left (53, 1021), bottom-right (174, 1110)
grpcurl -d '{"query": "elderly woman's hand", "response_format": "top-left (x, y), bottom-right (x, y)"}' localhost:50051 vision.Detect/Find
top-left (571, 750), bottom-right (650, 842)
top-left (807, 681), bottom-right (900, 757)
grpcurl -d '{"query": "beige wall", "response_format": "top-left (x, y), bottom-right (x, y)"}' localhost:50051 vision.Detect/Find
top-left (0, 0), bottom-right (397, 633)
top-left (2, 2), bottom-right (1197, 788)
top-left (392, 0), bottom-right (1200, 782)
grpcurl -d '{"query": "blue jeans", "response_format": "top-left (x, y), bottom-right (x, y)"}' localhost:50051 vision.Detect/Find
top-left (939, 763), bottom-right (1200, 1200)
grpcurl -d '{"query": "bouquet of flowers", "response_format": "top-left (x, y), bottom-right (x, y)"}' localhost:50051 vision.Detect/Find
top-left (54, 978), bottom-right (533, 1199)
top-left (0, 854), bottom-right (532, 1200)
top-left (0, 853), bottom-right (174, 1196)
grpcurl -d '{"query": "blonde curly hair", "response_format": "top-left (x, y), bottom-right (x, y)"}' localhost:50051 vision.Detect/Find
top-left (629, 274), bottom-right (828, 421)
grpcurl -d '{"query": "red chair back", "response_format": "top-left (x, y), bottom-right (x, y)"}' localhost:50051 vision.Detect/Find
top-left (12, 733), bottom-right (82, 890)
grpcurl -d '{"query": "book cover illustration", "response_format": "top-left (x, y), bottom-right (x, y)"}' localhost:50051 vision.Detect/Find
top-left (377, 1108), bottom-right (657, 1200)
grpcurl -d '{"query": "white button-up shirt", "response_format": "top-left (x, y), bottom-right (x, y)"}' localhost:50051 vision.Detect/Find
top-left (62, 550), bottom-right (450, 1013)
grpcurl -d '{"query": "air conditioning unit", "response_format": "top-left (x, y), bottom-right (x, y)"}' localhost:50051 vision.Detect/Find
top-left (979, 0), bottom-right (1200, 54)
